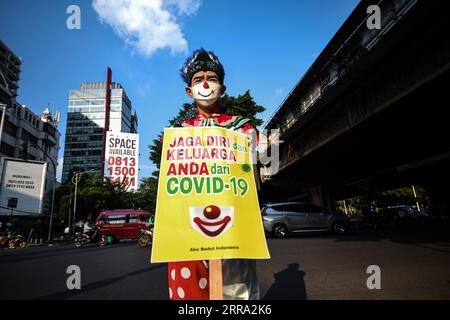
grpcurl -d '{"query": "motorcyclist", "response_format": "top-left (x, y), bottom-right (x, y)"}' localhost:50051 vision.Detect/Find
top-left (148, 213), bottom-right (155, 228)
top-left (83, 215), bottom-right (96, 240)
top-left (137, 212), bottom-right (155, 247)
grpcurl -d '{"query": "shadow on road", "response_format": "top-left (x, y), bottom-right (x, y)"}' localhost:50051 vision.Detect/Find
top-left (268, 222), bottom-right (450, 254)
top-left (332, 223), bottom-right (450, 254)
top-left (263, 263), bottom-right (307, 300)
top-left (0, 242), bottom-right (137, 264)
top-left (35, 263), bottom-right (165, 300)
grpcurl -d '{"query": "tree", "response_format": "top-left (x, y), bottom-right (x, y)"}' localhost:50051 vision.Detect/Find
top-left (335, 185), bottom-right (429, 216)
top-left (220, 91), bottom-right (265, 127)
top-left (136, 177), bottom-right (159, 211)
top-left (54, 172), bottom-right (144, 222)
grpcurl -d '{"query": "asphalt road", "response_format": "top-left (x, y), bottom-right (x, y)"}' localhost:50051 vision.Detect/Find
top-left (1, 224), bottom-right (450, 300)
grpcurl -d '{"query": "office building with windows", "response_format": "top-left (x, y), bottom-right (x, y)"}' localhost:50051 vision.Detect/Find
top-left (0, 40), bottom-right (61, 216)
top-left (0, 40), bottom-right (21, 106)
top-left (0, 104), bottom-right (61, 215)
top-left (61, 82), bottom-right (138, 182)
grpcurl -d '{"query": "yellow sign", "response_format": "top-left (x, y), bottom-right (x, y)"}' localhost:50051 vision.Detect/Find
top-left (151, 127), bottom-right (270, 263)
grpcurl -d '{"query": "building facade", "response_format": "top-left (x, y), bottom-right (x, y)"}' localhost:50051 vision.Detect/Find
top-left (61, 82), bottom-right (138, 182)
top-left (0, 40), bottom-right (61, 216)
top-left (0, 40), bottom-right (21, 106)
top-left (0, 104), bottom-right (61, 215)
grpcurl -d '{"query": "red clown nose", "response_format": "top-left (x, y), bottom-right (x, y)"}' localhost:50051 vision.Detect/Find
top-left (203, 81), bottom-right (210, 89)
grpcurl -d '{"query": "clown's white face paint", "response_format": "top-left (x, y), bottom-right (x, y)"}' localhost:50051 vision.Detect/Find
top-left (191, 81), bottom-right (222, 107)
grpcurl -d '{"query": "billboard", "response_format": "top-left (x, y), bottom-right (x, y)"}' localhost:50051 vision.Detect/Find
top-left (105, 131), bottom-right (139, 191)
top-left (151, 127), bottom-right (270, 263)
top-left (0, 158), bottom-right (47, 216)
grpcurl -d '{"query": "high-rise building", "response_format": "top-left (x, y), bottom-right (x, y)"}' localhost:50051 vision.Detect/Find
top-left (0, 40), bottom-right (61, 216)
top-left (0, 40), bottom-right (21, 105)
top-left (61, 82), bottom-right (138, 182)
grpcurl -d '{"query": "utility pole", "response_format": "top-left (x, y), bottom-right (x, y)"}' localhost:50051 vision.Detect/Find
top-left (412, 185), bottom-right (421, 212)
top-left (32, 142), bottom-right (56, 243)
top-left (101, 67), bottom-right (112, 178)
top-left (71, 169), bottom-right (99, 232)
top-left (72, 172), bottom-right (82, 232)
top-left (68, 189), bottom-right (73, 235)
top-left (343, 200), bottom-right (349, 216)
top-left (0, 103), bottom-right (9, 149)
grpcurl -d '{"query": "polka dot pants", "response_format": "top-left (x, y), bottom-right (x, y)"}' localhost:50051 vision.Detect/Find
top-left (168, 261), bottom-right (209, 300)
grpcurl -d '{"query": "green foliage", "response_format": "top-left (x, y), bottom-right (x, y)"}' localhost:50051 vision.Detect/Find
top-left (54, 172), bottom-right (154, 223)
top-left (220, 91), bottom-right (266, 127)
top-left (149, 103), bottom-right (197, 173)
top-left (168, 103), bottom-right (198, 128)
top-left (137, 177), bottom-right (158, 211)
top-left (336, 185), bottom-right (429, 216)
top-left (2, 218), bottom-right (66, 239)
top-left (149, 134), bottom-right (163, 173)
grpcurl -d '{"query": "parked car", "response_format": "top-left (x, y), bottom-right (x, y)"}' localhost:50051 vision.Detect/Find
top-left (96, 209), bottom-right (151, 243)
top-left (380, 205), bottom-right (431, 225)
top-left (261, 202), bottom-right (349, 238)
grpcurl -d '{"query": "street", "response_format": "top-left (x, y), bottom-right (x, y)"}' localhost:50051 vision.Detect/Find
top-left (1, 224), bottom-right (450, 300)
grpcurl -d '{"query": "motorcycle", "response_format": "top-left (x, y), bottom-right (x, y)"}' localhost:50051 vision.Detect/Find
top-left (0, 235), bottom-right (11, 248)
top-left (137, 227), bottom-right (153, 247)
top-left (74, 227), bottom-right (106, 247)
top-left (11, 234), bottom-right (27, 249)
top-left (0, 234), bottom-right (27, 249)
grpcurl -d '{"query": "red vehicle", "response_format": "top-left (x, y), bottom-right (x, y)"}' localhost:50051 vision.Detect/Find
top-left (95, 209), bottom-right (151, 243)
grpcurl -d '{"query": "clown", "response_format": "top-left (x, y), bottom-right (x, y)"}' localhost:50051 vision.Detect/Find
top-left (166, 48), bottom-right (260, 300)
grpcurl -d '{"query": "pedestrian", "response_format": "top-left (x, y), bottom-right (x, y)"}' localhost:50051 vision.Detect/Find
top-left (166, 48), bottom-right (260, 300)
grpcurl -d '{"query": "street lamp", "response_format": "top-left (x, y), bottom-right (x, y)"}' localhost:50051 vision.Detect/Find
top-left (71, 169), bottom-right (100, 233)
top-left (32, 142), bottom-right (56, 243)
top-left (71, 172), bottom-right (82, 234)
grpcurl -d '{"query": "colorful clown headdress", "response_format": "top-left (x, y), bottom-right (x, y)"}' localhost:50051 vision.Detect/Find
top-left (180, 48), bottom-right (225, 86)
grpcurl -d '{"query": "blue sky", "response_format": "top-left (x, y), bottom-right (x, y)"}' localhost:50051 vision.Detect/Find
top-left (0, 0), bottom-right (360, 182)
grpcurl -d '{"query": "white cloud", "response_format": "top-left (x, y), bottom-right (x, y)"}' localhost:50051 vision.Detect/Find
top-left (92, 0), bottom-right (201, 57)
top-left (164, 0), bottom-right (201, 15)
top-left (274, 88), bottom-right (284, 98)
top-left (137, 82), bottom-right (151, 97)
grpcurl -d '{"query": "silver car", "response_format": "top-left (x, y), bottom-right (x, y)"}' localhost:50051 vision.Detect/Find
top-left (262, 202), bottom-right (349, 238)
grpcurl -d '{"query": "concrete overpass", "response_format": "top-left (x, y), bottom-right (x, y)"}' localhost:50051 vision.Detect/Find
top-left (259, 0), bottom-right (450, 217)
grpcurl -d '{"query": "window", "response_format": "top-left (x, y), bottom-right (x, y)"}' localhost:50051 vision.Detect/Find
top-left (3, 120), bottom-right (18, 137)
top-left (128, 214), bottom-right (138, 223)
top-left (21, 129), bottom-right (38, 145)
top-left (44, 123), bottom-right (56, 138)
top-left (107, 215), bottom-right (126, 224)
top-left (300, 204), bottom-right (324, 214)
top-left (1, 141), bottom-right (16, 157)
top-left (140, 215), bottom-right (150, 222)
top-left (7, 198), bottom-right (18, 208)
top-left (271, 204), bottom-right (299, 212)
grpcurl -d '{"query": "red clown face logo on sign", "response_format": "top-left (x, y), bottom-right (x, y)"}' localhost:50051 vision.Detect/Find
top-left (189, 205), bottom-right (234, 238)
